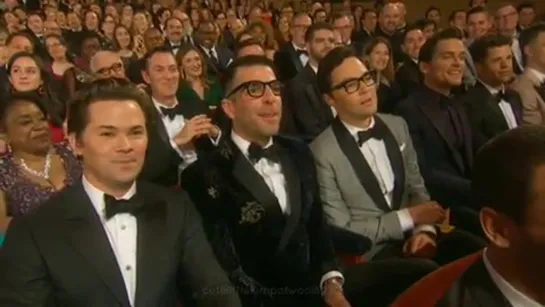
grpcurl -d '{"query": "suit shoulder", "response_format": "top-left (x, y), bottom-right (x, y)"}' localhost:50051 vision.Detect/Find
top-left (376, 113), bottom-right (405, 125)
top-left (276, 135), bottom-right (311, 155)
top-left (310, 126), bottom-right (335, 152)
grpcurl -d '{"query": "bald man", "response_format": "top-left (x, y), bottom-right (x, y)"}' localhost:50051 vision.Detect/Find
top-left (89, 50), bottom-right (126, 79)
top-left (376, 3), bottom-right (405, 65)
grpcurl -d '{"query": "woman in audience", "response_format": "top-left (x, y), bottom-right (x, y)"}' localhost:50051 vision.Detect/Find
top-left (7, 52), bottom-right (66, 143)
top-left (247, 19), bottom-right (277, 59)
top-left (176, 45), bottom-right (223, 110)
top-left (114, 25), bottom-right (138, 66)
top-left (45, 34), bottom-right (74, 82)
top-left (100, 14), bottom-right (116, 45)
top-left (274, 16), bottom-right (290, 45)
top-left (0, 93), bottom-right (81, 232)
top-left (363, 37), bottom-right (402, 113)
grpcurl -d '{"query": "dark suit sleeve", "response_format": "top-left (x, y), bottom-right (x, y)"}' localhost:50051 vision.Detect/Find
top-left (176, 192), bottom-right (242, 307)
top-left (395, 102), bottom-right (471, 208)
top-left (181, 163), bottom-right (270, 303)
top-left (305, 148), bottom-right (341, 283)
top-left (0, 218), bottom-right (53, 306)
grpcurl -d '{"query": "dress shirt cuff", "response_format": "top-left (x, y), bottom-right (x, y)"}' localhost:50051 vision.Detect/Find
top-left (170, 139), bottom-right (198, 171)
top-left (414, 224), bottom-right (437, 236)
top-left (320, 271), bottom-right (344, 293)
top-left (397, 208), bottom-right (415, 233)
top-left (208, 127), bottom-right (222, 146)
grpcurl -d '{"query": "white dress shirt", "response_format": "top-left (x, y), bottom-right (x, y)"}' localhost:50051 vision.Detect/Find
top-left (341, 119), bottom-right (414, 233)
top-left (481, 82), bottom-right (518, 129)
top-left (483, 250), bottom-right (544, 307)
top-left (511, 35), bottom-right (524, 72)
top-left (152, 97), bottom-right (221, 172)
top-left (230, 131), bottom-right (344, 290)
top-left (83, 176), bottom-right (137, 306)
top-left (292, 42), bottom-right (308, 66)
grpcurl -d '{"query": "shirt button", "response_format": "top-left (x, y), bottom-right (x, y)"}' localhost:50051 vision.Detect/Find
top-left (121, 225), bottom-right (126, 230)
top-left (125, 265), bottom-right (132, 271)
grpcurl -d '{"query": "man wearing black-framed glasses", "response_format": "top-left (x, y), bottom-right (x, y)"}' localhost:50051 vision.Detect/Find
top-left (89, 51), bottom-right (126, 79)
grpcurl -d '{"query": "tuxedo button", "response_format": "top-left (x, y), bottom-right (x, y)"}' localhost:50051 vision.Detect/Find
top-left (125, 265), bottom-right (132, 271)
top-left (121, 225), bottom-right (126, 230)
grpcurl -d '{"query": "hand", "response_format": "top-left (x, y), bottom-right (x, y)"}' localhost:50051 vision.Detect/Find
top-left (208, 124), bottom-right (220, 139)
top-left (323, 280), bottom-right (351, 307)
top-left (403, 232), bottom-right (437, 259)
top-left (173, 115), bottom-right (214, 150)
top-left (408, 202), bottom-right (445, 225)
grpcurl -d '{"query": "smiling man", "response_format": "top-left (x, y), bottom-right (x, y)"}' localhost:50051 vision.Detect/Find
top-left (395, 29), bottom-right (477, 221)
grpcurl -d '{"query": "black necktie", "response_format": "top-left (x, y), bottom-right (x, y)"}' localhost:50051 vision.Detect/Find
top-left (208, 49), bottom-right (219, 66)
top-left (160, 104), bottom-right (183, 119)
top-left (296, 49), bottom-right (308, 56)
top-left (356, 125), bottom-right (383, 146)
top-left (248, 143), bottom-right (280, 163)
top-left (104, 194), bottom-right (142, 219)
top-left (494, 91), bottom-right (509, 103)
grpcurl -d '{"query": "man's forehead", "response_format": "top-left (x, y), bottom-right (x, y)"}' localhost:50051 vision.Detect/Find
top-left (235, 66), bottom-right (275, 81)
top-left (436, 39), bottom-right (464, 52)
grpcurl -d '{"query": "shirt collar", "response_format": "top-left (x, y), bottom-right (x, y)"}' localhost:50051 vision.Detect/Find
top-left (479, 80), bottom-right (504, 95)
top-left (340, 117), bottom-right (375, 141)
top-left (82, 175), bottom-right (137, 219)
top-left (292, 42), bottom-right (305, 52)
top-left (152, 96), bottom-right (179, 112)
top-left (529, 68), bottom-right (545, 83)
top-left (483, 249), bottom-right (544, 307)
top-left (231, 130), bottom-right (273, 159)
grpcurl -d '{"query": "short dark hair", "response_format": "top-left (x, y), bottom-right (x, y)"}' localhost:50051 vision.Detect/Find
top-left (469, 34), bottom-right (512, 63)
top-left (224, 55), bottom-right (276, 95)
top-left (5, 31), bottom-right (34, 47)
top-left (316, 46), bottom-right (356, 95)
top-left (235, 38), bottom-right (264, 56)
top-left (143, 46), bottom-right (175, 70)
top-left (425, 6), bottom-right (440, 18)
top-left (467, 6), bottom-right (489, 21)
top-left (519, 23), bottom-right (545, 65)
top-left (362, 8), bottom-right (376, 18)
top-left (414, 18), bottom-right (437, 30)
top-left (313, 8), bottom-right (327, 19)
top-left (419, 28), bottom-right (463, 63)
top-left (305, 22), bottom-right (334, 42)
top-left (517, 2), bottom-right (535, 12)
top-left (0, 92), bottom-right (47, 130)
top-left (448, 9), bottom-right (466, 23)
top-left (67, 78), bottom-right (153, 139)
top-left (473, 126), bottom-right (545, 224)
top-left (332, 11), bottom-right (351, 22)
top-left (403, 23), bottom-right (425, 42)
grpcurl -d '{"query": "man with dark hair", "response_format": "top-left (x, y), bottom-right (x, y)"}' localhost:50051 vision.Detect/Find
top-left (235, 38), bottom-right (265, 57)
top-left (396, 24), bottom-right (427, 100)
top-left (467, 6), bottom-right (492, 44)
top-left (375, 3), bottom-right (404, 65)
top-left (436, 125), bottom-right (545, 306)
top-left (283, 22), bottom-right (336, 141)
top-left (354, 9), bottom-right (377, 44)
top-left (513, 23), bottom-right (545, 125)
top-left (449, 9), bottom-right (467, 33)
top-left (415, 18), bottom-right (437, 39)
top-left (332, 11), bottom-right (354, 46)
top-left (196, 20), bottom-right (234, 78)
top-left (163, 17), bottom-right (185, 54)
top-left (517, 2), bottom-right (536, 30)
top-left (313, 8), bottom-right (328, 23)
top-left (462, 34), bottom-right (522, 150)
top-left (0, 78), bottom-right (241, 307)
top-left (395, 29), bottom-right (477, 228)
top-left (274, 13), bottom-right (312, 82)
top-left (496, 3), bottom-right (524, 74)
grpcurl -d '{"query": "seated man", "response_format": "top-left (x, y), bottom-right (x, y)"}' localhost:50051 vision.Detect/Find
top-left (311, 47), bottom-right (484, 264)
top-left (437, 125), bottom-right (545, 306)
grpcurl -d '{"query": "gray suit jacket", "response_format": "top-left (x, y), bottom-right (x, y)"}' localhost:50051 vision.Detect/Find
top-left (310, 114), bottom-right (430, 258)
top-left (512, 69), bottom-right (545, 125)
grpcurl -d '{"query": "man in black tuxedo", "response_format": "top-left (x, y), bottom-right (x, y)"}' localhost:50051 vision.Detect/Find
top-left (163, 17), bottom-right (186, 55)
top-left (0, 78), bottom-right (241, 307)
top-left (140, 47), bottom-right (221, 186)
top-left (395, 29), bottom-right (477, 229)
top-left (195, 20), bottom-right (234, 80)
top-left (24, 12), bottom-right (47, 60)
top-left (437, 126), bottom-right (545, 306)
top-left (395, 24), bottom-right (426, 100)
top-left (283, 22), bottom-right (336, 142)
top-left (274, 13), bottom-right (312, 82)
top-left (375, 3), bottom-right (404, 66)
top-left (462, 34), bottom-right (523, 151)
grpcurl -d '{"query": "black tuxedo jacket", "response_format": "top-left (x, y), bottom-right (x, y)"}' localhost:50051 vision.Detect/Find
top-left (395, 56), bottom-right (420, 99)
top-left (0, 180), bottom-right (240, 307)
top-left (196, 44), bottom-right (234, 79)
top-left (283, 65), bottom-right (333, 142)
top-left (274, 42), bottom-right (304, 82)
top-left (395, 86), bottom-right (474, 209)
top-left (180, 136), bottom-right (339, 305)
top-left (437, 257), bottom-right (512, 307)
top-left (139, 97), bottom-right (216, 186)
top-left (461, 82), bottom-right (523, 151)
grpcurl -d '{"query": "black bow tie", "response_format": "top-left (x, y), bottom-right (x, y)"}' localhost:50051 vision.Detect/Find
top-left (160, 104), bottom-right (183, 119)
top-left (104, 194), bottom-right (142, 219)
top-left (296, 49), bottom-right (308, 56)
top-left (248, 142), bottom-right (280, 163)
top-left (494, 91), bottom-right (509, 103)
top-left (170, 43), bottom-right (181, 49)
top-left (357, 125), bottom-right (383, 146)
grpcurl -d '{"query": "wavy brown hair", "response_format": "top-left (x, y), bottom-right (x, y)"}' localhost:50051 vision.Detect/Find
top-left (175, 44), bottom-right (211, 89)
top-left (362, 37), bottom-right (395, 84)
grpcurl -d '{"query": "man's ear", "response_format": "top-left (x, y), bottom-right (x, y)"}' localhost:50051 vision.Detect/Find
top-left (141, 69), bottom-right (151, 85)
top-left (221, 98), bottom-right (235, 120)
top-left (480, 207), bottom-right (515, 248)
top-left (68, 132), bottom-right (83, 157)
top-left (322, 93), bottom-right (335, 107)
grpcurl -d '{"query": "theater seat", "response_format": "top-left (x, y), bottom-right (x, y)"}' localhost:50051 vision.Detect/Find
top-left (391, 251), bottom-right (483, 307)
top-left (328, 225), bottom-right (372, 265)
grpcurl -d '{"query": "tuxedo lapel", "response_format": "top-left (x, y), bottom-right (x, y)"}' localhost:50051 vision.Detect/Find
top-left (152, 108), bottom-right (170, 145)
top-left (229, 140), bottom-right (284, 222)
top-left (63, 182), bottom-right (130, 306)
top-left (474, 83), bottom-right (510, 132)
top-left (375, 117), bottom-right (405, 210)
top-left (331, 118), bottom-right (391, 212)
top-left (303, 66), bottom-right (333, 122)
top-left (134, 182), bottom-right (169, 307)
top-left (275, 142), bottom-right (302, 251)
top-left (287, 43), bottom-right (304, 71)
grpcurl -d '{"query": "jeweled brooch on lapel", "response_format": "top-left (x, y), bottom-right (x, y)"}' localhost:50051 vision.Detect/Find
top-left (207, 186), bottom-right (219, 199)
top-left (220, 144), bottom-right (232, 159)
top-left (239, 201), bottom-right (265, 224)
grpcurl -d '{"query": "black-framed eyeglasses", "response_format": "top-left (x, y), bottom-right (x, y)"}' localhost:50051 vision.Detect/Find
top-left (330, 71), bottom-right (376, 94)
top-left (96, 62), bottom-right (124, 76)
top-left (225, 80), bottom-right (283, 98)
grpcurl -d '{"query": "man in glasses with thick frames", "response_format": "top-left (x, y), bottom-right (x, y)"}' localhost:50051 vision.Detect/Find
top-left (181, 55), bottom-right (354, 307)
